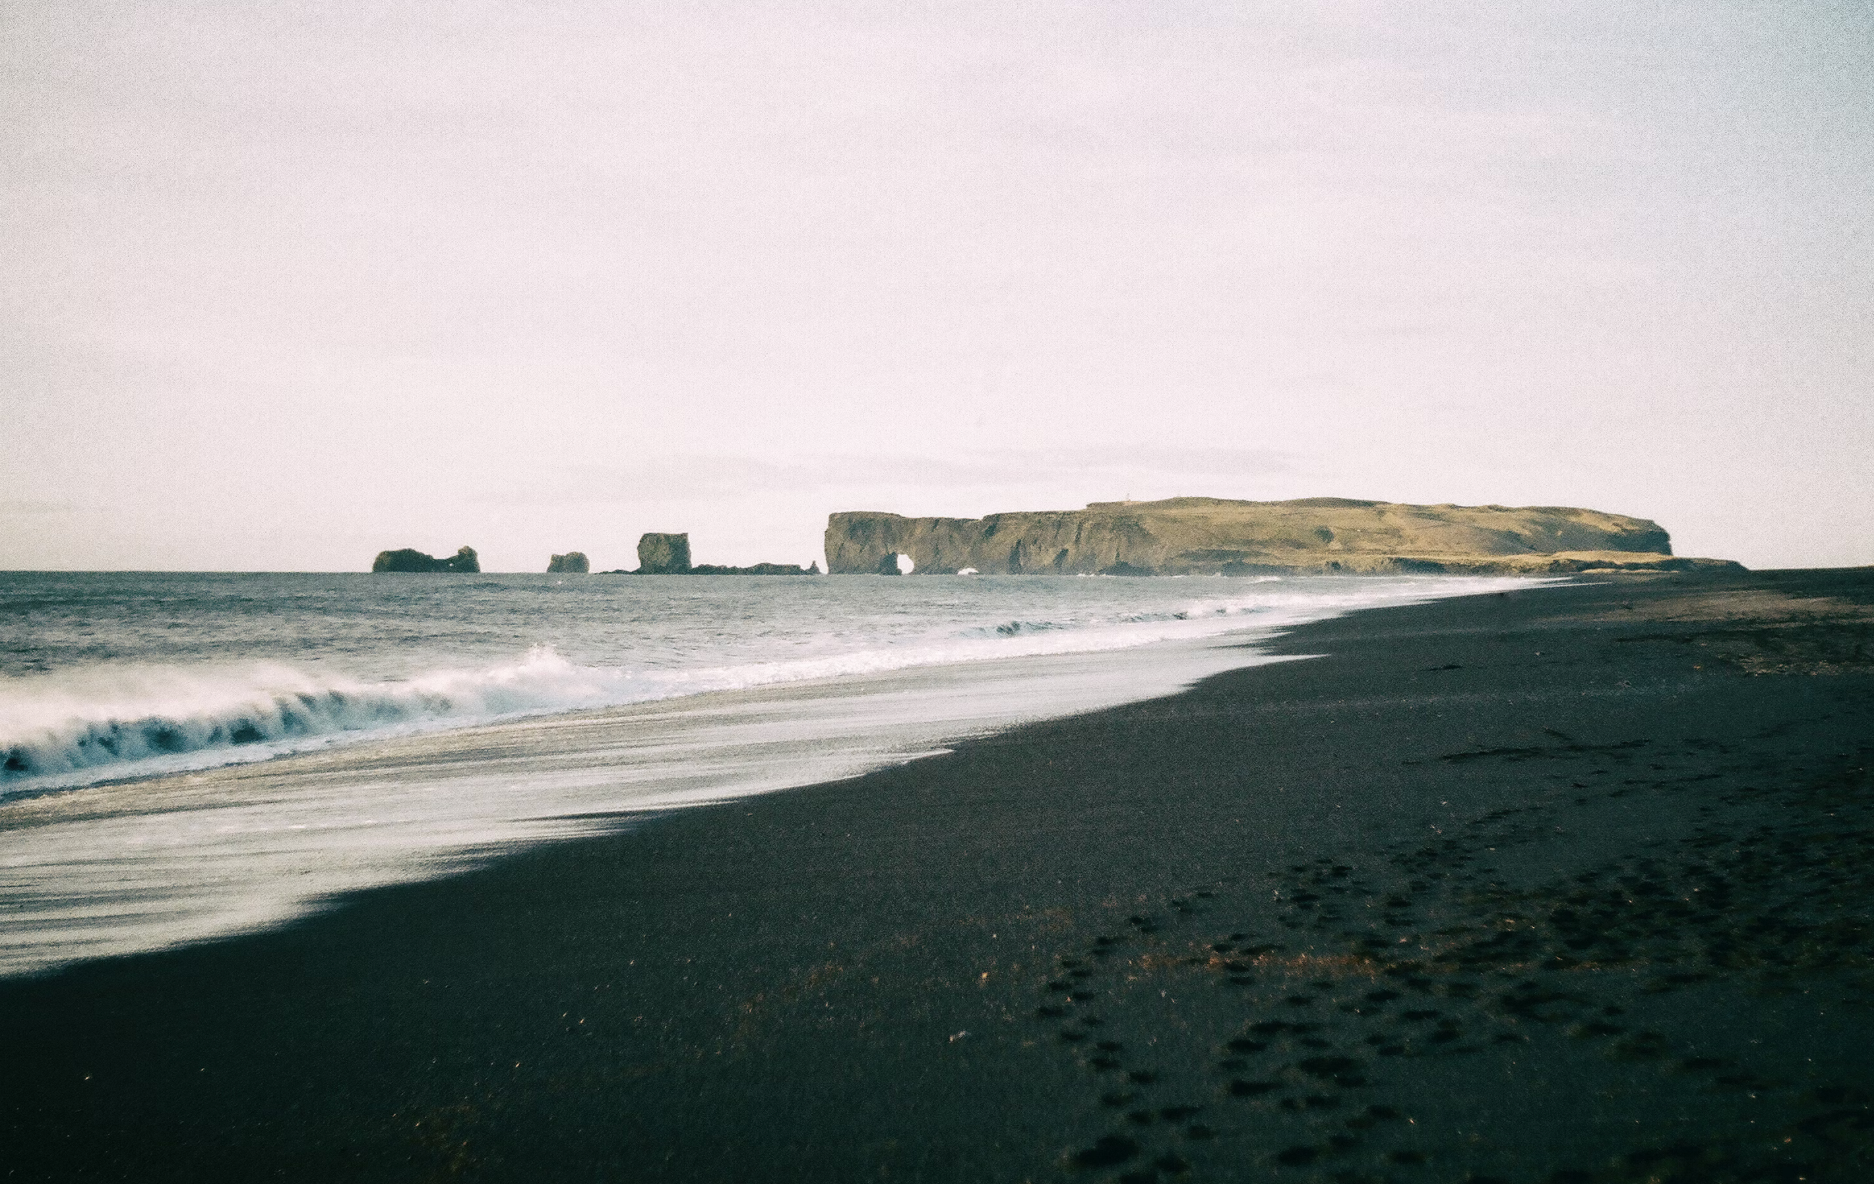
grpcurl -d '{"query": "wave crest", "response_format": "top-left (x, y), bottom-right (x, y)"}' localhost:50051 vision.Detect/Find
top-left (0, 648), bottom-right (619, 787)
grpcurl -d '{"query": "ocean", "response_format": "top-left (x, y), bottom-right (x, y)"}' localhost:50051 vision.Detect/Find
top-left (0, 571), bottom-right (1535, 976)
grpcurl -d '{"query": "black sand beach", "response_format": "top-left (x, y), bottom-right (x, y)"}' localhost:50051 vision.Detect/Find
top-left (4, 570), bottom-right (1872, 1183)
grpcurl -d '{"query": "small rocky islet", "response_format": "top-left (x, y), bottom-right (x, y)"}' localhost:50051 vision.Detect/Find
top-left (369, 545), bottom-right (480, 573)
top-left (602, 532), bottom-right (820, 576)
top-left (368, 534), bottom-right (820, 575)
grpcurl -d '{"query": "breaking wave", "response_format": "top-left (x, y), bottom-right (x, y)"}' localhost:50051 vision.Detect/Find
top-left (2, 610), bottom-right (1250, 792)
top-left (0, 648), bottom-right (636, 789)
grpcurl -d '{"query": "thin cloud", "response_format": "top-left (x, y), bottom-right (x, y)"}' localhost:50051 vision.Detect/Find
top-left (0, 500), bottom-right (96, 515)
top-left (465, 447), bottom-right (1297, 507)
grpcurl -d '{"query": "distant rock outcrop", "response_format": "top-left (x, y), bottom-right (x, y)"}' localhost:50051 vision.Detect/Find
top-left (372, 546), bottom-right (480, 573)
top-left (687, 562), bottom-right (820, 576)
top-left (825, 498), bottom-right (1744, 576)
top-left (636, 533), bottom-right (693, 574)
top-left (602, 534), bottom-right (821, 575)
top-left (547, 552), bottom-right (589, 574)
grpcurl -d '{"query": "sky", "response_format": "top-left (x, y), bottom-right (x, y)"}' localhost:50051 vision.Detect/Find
top-left (3, 1), bottom-right (1870, 572)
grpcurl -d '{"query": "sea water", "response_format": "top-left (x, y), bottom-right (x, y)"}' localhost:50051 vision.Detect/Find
top-left (0, 571), bottom-right (1534, 976)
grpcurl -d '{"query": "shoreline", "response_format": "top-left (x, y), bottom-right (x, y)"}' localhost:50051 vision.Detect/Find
top-left (0, 575), bottom-right (1530, 978)
top-left (3, 568), bottom-right (1871, 1180)
top-left (1, 570), bottom-right (1509, 800)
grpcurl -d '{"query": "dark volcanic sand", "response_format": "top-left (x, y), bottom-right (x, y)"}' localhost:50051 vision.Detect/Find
top-left (3, 570), bottom-right (1872, 1183)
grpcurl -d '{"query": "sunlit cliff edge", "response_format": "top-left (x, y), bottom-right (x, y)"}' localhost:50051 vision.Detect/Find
top-left (825, 498), bottom-right (1745, 576)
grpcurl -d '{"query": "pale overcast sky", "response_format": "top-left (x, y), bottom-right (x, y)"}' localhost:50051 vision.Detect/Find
top-left (3, 2), bottom-right (1869, 571)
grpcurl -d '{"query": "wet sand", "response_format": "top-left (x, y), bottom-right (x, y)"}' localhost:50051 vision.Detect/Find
top-left (3, 569), bottom-right (1871, 1182)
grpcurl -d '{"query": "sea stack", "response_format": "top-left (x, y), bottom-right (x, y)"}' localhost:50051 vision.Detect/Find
top-left (636, 533), bottom-right (692, 574)
top-left (547, 552), bottom-right (590, 574)
top-left (371, 546), bottom-right (481, 573)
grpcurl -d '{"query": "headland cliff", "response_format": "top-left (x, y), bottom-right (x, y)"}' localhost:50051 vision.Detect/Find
top-left (825, 497), bottom-right (1742, 576)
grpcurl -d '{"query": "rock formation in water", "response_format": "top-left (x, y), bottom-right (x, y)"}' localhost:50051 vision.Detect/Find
top-left (687, 562), bottom-right (821, 576)
top-left (636, 533), bottom-right (693, 574)
top-left (824, 498), bottom-right (1744, 576)
top-left (371, 546), bottom-right (480, 573)
top-left (600, 534), bottom-right (820, 575)
top-left (547, 552), bottom-right (590, 574)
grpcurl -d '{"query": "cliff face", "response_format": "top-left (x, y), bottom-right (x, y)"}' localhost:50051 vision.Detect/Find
top-left (372, 546), bottom-right (480, 573)
top-left (824, 498), bottom-right (1734, 576)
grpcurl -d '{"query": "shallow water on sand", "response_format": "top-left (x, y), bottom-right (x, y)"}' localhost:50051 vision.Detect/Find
top-left (0, 573), bottom-right (1534, 976)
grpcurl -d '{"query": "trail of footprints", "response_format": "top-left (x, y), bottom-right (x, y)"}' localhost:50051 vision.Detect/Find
top-left (1034, 751), bottom-right (1874, 1182)
top-left (1037, 902), bottom-right (1220, 1179)
top-left (1037, 872), bottom-right (1479, 1182)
